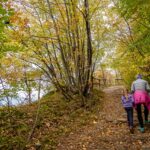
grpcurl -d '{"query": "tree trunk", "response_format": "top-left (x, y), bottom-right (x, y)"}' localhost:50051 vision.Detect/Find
top-left (83, 0), bottom-right (93, 96)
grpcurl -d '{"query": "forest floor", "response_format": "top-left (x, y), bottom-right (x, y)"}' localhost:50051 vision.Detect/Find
top-left (57, 86), bottom-right (150, 150)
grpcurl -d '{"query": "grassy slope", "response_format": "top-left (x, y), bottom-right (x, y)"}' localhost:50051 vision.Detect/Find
top-left (0, 89), bottom-right (103, 150)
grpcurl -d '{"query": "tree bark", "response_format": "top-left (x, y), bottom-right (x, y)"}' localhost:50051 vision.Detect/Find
top-left (83, 0), bottom-right (93, 96)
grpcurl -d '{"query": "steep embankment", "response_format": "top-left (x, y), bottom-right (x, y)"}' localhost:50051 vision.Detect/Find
top-left (0, 90), bottom-right (103, 150)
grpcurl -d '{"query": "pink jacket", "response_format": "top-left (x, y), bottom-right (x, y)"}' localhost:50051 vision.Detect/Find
top-left (133, 90), bottom-right (150, 110)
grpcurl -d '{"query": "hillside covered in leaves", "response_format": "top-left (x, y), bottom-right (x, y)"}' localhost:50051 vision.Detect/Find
top-left (0, 89), bottom-right (103, 149)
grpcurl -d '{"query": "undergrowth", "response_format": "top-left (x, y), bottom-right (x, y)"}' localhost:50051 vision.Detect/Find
top-left (0, 89), bottom-right (104, 150)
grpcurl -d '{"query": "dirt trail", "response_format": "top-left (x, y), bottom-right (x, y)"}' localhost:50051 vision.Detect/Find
top-left (57, 86), bottom-right (150, 150)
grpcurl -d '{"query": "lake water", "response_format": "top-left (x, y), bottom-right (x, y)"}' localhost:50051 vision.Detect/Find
top-left (0, 89), bottom-right (45, 106)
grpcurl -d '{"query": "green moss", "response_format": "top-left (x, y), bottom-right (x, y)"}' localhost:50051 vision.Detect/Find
top-left (0, 136), bottom-right (26, 150)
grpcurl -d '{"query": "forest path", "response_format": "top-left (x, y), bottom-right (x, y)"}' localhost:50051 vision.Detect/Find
top-left (57, 86), bottom-right (150, 150)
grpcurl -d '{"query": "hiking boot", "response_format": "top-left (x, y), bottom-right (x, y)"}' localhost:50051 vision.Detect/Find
top-left (139, 127), bottom-right (144, 133)
top-left (129, 127), bottom-right (134, 134)
top-left (144, 120), bottom-right (150, 124)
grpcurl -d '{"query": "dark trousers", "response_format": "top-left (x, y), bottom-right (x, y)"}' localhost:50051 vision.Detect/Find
top-left (125, 107), bottom-right (133, 127)
top-left (136, 104), bottom-right (149, 128)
